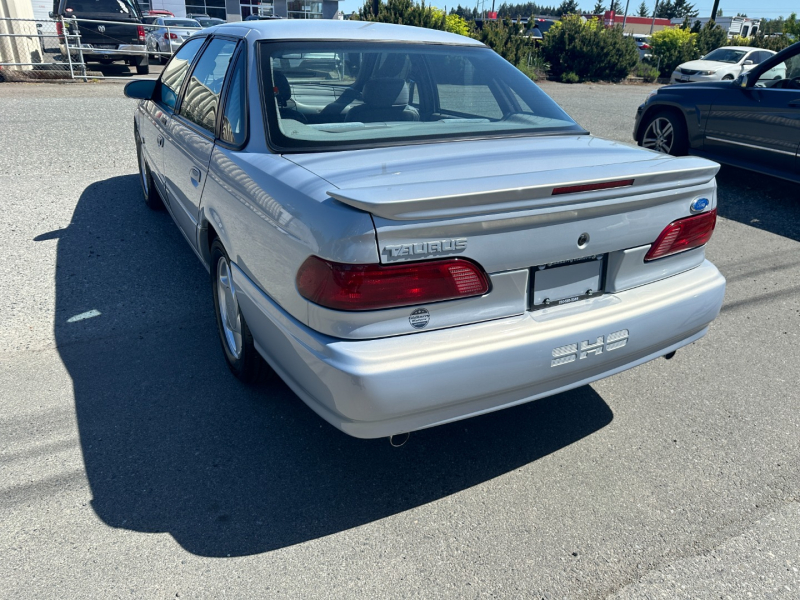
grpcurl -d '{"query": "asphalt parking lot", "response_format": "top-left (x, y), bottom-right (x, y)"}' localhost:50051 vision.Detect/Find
top-left (1, 80), bottom-right (798, 599)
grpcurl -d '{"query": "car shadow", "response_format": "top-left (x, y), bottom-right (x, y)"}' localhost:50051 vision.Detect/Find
top-left (51, 174), bottom-right (613, 557)
top-left (715, 166), bottom-right (800, 242)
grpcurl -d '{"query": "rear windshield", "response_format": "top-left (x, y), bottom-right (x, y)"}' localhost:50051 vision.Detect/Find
top-left (63, 0), bottom-right (140, 15)
top-left (163, 19), bottom-right (201, 27)
top-left (259, 41), bottom-right (583, 152)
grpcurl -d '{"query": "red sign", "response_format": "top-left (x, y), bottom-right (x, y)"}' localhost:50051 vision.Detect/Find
top-left (487, 11), bottom-right (498, 19)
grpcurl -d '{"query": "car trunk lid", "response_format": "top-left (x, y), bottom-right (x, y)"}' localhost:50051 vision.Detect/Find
top-left (287, 136), bottom-right (719, 273)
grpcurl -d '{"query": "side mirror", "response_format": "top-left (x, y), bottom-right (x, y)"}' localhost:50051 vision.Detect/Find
top-left (124, 79), bottom-right (157, 100)
top-left (743, 59), bottom-right (754, 66)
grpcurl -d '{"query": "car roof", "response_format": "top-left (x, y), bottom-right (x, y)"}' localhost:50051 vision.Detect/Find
top-left (717, 46), bottom-right (760, 51)
top-left (215, 20), bottom-right (485, 46)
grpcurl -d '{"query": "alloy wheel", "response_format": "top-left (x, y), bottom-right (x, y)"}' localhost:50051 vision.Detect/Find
top-left (216, 256), bottom-right (243, 359)
top-left (642, 117), bottom-right (674, 154)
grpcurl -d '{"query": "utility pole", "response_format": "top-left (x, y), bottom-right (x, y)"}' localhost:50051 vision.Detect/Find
top-left (373, 0), bottom-right (379, 17)
top-left (622, 0), bottom-right (630, 30)
top-left (710, 0), bottom-right (720, 20)
top-left (649, 0), bottom-right (659, 34)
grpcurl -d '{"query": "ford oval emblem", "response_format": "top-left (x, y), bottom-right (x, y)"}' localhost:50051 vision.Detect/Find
top-left (690, 197), bottom-right (709, 213)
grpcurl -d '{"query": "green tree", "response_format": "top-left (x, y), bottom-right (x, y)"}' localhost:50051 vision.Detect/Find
top-left (637, 1), bottom-right (649, 17)
top-left (649, 26), bottom-right (695, 76)
top-left (445, 13), bottom-right (471, 35)
top-left (359, 0), bottom-right (446, 28)
top-left (694, 21), bottom-right (726, 56)
top-left (761, 17), bottom-right (784, 35)
top-left (784, 12), bottom-right (800, 37)
top-left (654, 0), bottom-right (675, 19)
top-left (673, 0), bottom-right (697, 18)
top-left (477, 18), bottom-right (536, 65)
top-left (556, 0), bottom-right (580, 14)
top-left (542, 15), bottom-right (638, 81)
top-left (592, 1), bottom-right (605, 13)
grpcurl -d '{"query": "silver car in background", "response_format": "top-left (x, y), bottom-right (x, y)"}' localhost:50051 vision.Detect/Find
top-left (125, 21), bottom-right (726, 439)
top-left (145, 17), bottom-right (201, 63)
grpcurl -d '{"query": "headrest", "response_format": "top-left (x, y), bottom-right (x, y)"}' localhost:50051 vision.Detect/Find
top-left (362, 78), bottom-right (409, 107)
top-left (272, 70), bottom-right (291, 106)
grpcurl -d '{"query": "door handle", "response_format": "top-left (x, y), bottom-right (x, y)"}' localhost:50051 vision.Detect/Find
top-left (160, 115), bottom-right (168, 126)
top-left (788, 99), bottom-right (800, 108)
top-left (157, 135), bottom-right (164, 147)
top-left (190, 167), bottom-right (202, 183)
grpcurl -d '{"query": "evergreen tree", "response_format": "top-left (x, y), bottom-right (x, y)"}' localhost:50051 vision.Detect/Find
top-left (610, 0), bottom-right (622, 13)
top-left (637, 1), bottom-right (648, 17)
top-left (592, 1), bottom-right (605, 13)
top-left (654, 0), bottom-right (674, 19)
top-left (556, 0), bottom-right (580, 15)
top-left (674, 0), bottom-right (698, 18)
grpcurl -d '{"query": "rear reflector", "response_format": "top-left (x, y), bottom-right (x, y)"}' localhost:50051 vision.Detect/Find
top-left (552, 179), bottom-right (634, 195)
top-left (296, 256), bottom-right (490, 311)
top-left (644, 209), bottom-right (717, 261)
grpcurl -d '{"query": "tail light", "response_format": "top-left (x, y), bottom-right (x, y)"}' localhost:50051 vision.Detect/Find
top-left (641, 43), bottom-right (651, 49)
top-left (644, 209), bottom-right (717, 262)
top-left (164, 31), bottom-right (178, 39)
top-left (56, 21), bottom-right (64, 37)
top-left (137, 25), bottom-right (146, 42)
top-left (296, 256), bottom-right (490, 311)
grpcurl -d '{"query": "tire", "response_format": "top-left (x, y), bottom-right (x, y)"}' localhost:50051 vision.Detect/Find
top-left (722, 74), bottom-right (734, 81)
top-left (210, 239), bottom-right (268, 384)
top-left (133, 54), bottom-right (149, 75)
top-left (639, 110), bottom-right (688, 156)
top-left (135, 129), bottom-right (164, 210)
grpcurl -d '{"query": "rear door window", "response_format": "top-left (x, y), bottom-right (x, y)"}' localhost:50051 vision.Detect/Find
top-left (220, 52), bottom-right (247, 146)
top-left (159, 37), bottom-right (205, 110)
top-left (179, 38), bottom-right (238, 134)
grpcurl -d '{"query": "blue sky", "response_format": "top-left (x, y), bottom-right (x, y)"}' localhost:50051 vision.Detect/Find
top-left (337, 0), bottom-right (798, 20)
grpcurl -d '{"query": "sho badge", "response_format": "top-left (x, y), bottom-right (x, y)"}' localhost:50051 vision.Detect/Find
top-left (409, 308), bottom-right (430, 329)
top-left (551, 329), bottom-right (629, 367)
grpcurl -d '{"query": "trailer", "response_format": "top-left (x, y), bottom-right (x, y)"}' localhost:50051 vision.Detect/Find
top-left (672, 16), bottom-right (761, 38)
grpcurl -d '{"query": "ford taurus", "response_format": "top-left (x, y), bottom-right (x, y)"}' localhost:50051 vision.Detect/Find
top-left (124, 20), bottom-right (726, 439)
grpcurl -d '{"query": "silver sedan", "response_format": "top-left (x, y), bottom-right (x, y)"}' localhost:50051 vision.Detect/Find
top-left (124, 21), bottom-right (726, 439)
top-left (144, 18), bottom-right (201, 64)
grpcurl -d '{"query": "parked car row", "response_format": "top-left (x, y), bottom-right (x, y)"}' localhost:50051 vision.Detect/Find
top-left (51, 0), bottom-right (226, 74)
top-left (125, 20), bottom-right (726, 440)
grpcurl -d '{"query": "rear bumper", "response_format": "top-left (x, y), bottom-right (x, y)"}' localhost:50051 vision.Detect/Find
top-left (233, 261), bottom-right (726, 439)
top-left (60, 43), bottom-right (146, 60)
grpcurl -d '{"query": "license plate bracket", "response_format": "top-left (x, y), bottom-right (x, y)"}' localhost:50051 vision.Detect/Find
top-left (530, 255), bottom-right (606, 311)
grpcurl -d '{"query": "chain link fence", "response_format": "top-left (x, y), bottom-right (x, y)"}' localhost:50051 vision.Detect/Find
top-left (1, 16), bottom-right (200, 82)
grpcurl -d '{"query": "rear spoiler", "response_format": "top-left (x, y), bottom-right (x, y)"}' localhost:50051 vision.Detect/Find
top-left (328, 156), bottom-right (719, 221)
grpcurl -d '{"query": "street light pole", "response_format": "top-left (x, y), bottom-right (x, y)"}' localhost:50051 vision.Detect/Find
top-left (622, 0), bottom-right (630, 30)
top-left (710, 0), bottom-right (720, 20)
top-left (649, 0), bottom-right (659, 34)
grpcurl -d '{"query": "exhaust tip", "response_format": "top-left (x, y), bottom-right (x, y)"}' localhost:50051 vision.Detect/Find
top-left (664, 351), bottom-right (676, 360)
top-left (389, 432), bottom-right (410, 447)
